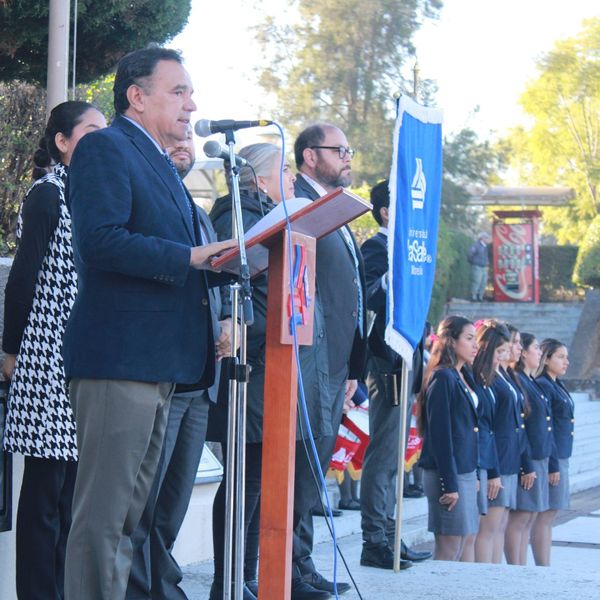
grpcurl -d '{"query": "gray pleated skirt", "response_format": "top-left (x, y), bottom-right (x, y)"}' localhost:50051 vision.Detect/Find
top-left (477, 469), bottom-right (488, 515)
top-left (423, 469), bottom-right (479, 536)
top-left (515, 457), bottom-right (550, 512)
top-left (549, 458), bottom-right (570, 510)
top-left (487, 473), bottom-right (517, 510)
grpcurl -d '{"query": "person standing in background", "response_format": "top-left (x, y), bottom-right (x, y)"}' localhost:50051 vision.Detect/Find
top-left (468, 232), bottom-right (490, 301)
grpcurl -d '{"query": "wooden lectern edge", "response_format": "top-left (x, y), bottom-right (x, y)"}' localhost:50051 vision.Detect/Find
top-left (211, 187), bottom-right (372, 272)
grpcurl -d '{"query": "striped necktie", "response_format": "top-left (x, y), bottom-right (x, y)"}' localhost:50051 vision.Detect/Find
top-left (340, 225), bottom-right (364, 338)
top-left (164, 152), bottom-right (197, 241)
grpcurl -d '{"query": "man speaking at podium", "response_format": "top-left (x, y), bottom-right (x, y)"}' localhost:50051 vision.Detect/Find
top-left (291, 123), bottom-right (367, 599)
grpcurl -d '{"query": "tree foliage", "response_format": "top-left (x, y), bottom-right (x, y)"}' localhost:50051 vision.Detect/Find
top-left (441, 127), bottom-right (506, 229)
top-left (0, 0), bottom-right (191, 84)
top-left (574, 215), bottom-right (600, 288)
top-left (255, 0), bottom-right (442, 184)
top-left (506, 18), bottom-right (600, 244)
top-left (0, 80), bottom-right (46, 248)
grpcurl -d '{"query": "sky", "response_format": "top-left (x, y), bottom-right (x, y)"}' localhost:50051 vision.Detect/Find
top-left (170, 0), bottom-right (599, 151)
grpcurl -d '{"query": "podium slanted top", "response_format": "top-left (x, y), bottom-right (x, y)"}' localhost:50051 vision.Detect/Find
top-left (212, 187), bottom-right (372, 276)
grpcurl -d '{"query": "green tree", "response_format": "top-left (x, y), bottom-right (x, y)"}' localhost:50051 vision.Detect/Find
top-left (441, 127), bottom-right (506, 229)
top-left (255, 0), bottom-right (442, 185)
top-left (574, 214), bottom-right (600, 287)
top-left (0, 80), bottom-right (46, 248)
top-left (0, 0), bottom-right (191, 84)
top-left (506, 18), bottom-right (600, 244)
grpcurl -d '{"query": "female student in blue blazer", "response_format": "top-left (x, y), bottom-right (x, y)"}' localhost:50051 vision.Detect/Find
top-left (418, 316), bottom-right (479, 561)
top-left (533, 338), bottom-right (574, 566)
top-left (488, 324), bottom-right (535, 564)
top-left (505, 333), bottom-right (556, 565)
top-left (464, 320), bottom-right (510, 563)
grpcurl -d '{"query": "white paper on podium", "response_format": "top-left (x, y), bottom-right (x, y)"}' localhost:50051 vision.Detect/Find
top-left (243, 197), bottom-right (313, 240)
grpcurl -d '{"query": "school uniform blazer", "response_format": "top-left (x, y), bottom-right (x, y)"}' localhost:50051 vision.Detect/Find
top-left (491, 371), bottom-right (534, 476)
top-left (419, 368), bottom-right (479, 494)
top-left (63, 116), bottom-right (215, 385)
top-left (536, 373), bottom-right (575, 459)
top-left (465, 370), bottom-right (500, 480)
top-left (513, 370), bottom-right (557, 470)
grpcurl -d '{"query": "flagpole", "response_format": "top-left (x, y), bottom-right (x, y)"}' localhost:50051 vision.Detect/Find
top-left (393, 360), bottom-right (409, 572)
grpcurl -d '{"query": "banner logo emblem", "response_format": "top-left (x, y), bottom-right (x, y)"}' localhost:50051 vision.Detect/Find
top-left (411, 157), bottom-right (426, 209)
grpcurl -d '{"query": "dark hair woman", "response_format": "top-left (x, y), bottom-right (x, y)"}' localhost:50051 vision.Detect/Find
top-left (417, 316), bottom-right (480, 561)
top-left (503, 333), bottom-right (556, 565)
top-left (532, 338), bottom-right (573, 566)
top-left (1, 101), bottom-right (106, 598)
top-left (484, 323), bottom-right (535, 564)
top-left (462, 320), bottom-right (510, 563)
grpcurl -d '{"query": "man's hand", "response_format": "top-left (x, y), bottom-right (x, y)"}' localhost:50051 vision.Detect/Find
top-left (549, 472), bottom-right (561, 486)
top-left (215, 318), bottom-right (236, 360)
top-left (439, 492), bottom-right (459, 511)
top-left (1, 353), bottom-right (16, 381)
top-left (342, 379), bottom-right (358, 414)
top-left (190, 239), bottom-right (237, 271)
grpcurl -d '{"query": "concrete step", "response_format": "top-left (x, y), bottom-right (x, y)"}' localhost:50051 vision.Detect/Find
top-left (445, 300), bottom-right (584, 347)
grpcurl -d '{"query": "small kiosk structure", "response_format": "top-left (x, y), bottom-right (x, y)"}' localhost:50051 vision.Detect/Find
top-left (469, 186), bottom-right (574, 304)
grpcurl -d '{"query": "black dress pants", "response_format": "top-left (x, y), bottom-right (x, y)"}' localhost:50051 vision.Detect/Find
top-left (212, 442), bottom-right (263, 586)
top-left (16, 455), bottom-right (77, 600)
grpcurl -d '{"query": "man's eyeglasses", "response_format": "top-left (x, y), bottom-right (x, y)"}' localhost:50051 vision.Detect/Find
top-left (309, 145), bottom-right (356, 159)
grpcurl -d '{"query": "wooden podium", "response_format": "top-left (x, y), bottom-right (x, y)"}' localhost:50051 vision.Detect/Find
top-left (213, 187), bottom-right (371, 600)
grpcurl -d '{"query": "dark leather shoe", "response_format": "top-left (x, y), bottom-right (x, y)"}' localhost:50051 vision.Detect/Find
top-left (291, 577), bottom-right (331, 600)
top-left (311, 506), bottom-right (343, 517)
top-left (360, 544), bottom-right (413, 570)
top-left (400, 540), bottom-right (432, 562)
top-left (302, 571), bottom-right (351, 594)
top-left (338, 499), bottom-right (361, 510)
top-left (403, 485), bottom-right (425, 498)
top-left (209, 582), bottom-right (257, 600)
top-left (245, 580), bottom-right (259, 596)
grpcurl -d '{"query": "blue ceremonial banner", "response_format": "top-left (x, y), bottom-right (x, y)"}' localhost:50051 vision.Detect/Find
top-left (385, 96), bottom-right (443, 367)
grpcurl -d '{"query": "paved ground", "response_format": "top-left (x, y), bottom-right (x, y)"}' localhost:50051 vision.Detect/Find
top-left (181, 486), bottom-right (600, 600)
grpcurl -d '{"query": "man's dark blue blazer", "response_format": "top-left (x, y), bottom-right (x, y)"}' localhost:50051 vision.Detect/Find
top-left (63, 116), bottom-right (214, 386)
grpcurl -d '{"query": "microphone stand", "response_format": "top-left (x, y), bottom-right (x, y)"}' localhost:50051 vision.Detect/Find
top-left (222, 128), bottom-right (254, 600)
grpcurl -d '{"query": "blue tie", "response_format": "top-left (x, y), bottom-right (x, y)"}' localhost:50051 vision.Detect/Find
top-left (164, 152), bottom-right (197, 241)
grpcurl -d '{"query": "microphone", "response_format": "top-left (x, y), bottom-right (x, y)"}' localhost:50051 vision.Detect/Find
top-left (203, 140), bottom-right (248, 167)
top-left (194, 118), bottom-right (272, 136)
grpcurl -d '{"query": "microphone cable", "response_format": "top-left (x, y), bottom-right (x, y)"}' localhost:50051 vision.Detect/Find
top-left (272, 121), bottom-right (364, 600)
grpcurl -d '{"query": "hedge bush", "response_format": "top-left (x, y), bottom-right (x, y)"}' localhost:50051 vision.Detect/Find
top-left (574, 216), bottom-right (600, 288)
top-left (539, 245), bottom-right (579, 300)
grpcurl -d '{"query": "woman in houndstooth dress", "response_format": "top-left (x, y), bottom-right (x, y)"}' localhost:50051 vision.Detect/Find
top-left (1, 101), bottom-right (106, 599)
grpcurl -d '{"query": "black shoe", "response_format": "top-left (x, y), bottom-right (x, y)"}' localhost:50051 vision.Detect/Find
top-left (338, 499), bottom-right (361, 510)
top-left (311, 506), bottom-right (343, 517)
top-left (209, 582), bottom-right (257, 600)
top-left (302, 571), bottom-right (351, 595)
top-left (403, 485), bottom-right (425, 499)
top-left (400, 540), bottom-right (432, 562)
top-left (245, 580), bottom-right (259, 596)
top-left (360, 544), bottom-right (413, 570)
top-left (291, 577), bottom-right (331, 600)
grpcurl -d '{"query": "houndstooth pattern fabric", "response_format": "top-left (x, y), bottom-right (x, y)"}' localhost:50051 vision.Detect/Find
top-left (3, 163), bottom-right (78, 460)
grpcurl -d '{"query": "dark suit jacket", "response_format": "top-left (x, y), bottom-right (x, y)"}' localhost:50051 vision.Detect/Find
top-left (512, 370), bottom-right (556, 469)
top-left (491, 371), bottom-right (533, 475)
top-left (536, 373), bottom-right (575, 459)
top-left (294, 174), bottom-right (367, 381)
top-left (418, 367), bottom-right (479, 494)
top-left (360, 230), bottom-right (423, 390)
top-left (464, 369), bottom-right (500, 479)
top-left (63, 116), bottom-right (214, 385)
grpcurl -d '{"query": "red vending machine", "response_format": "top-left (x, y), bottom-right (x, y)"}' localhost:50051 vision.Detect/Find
top-left (492, 210), bottom-right (541, 303)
